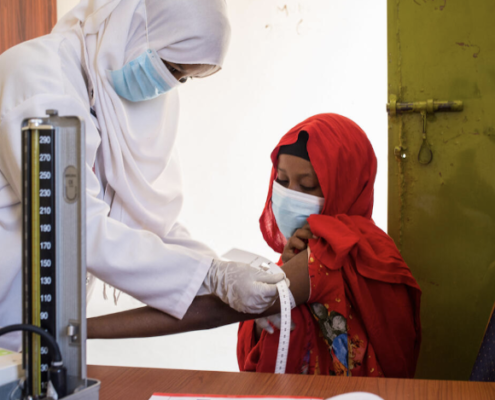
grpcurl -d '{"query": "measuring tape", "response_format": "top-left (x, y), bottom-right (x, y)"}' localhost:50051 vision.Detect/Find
top-left (222, 249), bottom-right (296, 374)
top-left (268, 263), bottom-right (296, 374)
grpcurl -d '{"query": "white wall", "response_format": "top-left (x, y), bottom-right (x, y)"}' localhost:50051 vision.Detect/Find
top-left (57, 0), bottom-right (387, 372)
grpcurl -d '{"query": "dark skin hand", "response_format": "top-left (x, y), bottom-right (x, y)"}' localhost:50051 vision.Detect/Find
top-left (282, 223), bottom-right (317, 264)
top-left (87, 249), bottom-right (310, 339)
top-left (277, 154), bottom-right (320, 263)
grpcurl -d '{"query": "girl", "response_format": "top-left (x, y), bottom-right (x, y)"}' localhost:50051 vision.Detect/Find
top-left (237, 113), bottom-right (422, 378)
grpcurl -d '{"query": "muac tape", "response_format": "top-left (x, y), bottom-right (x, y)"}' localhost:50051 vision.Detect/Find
top-left (222, 249), bottom-right (296, 374)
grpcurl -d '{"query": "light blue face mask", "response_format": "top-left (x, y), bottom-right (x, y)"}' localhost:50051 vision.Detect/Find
top-left (271, 181), bottom-right (325, 239)
top-left (106, 0), bottom-right (180, 102)
top-left (106, 49), bottom-right (179, 102)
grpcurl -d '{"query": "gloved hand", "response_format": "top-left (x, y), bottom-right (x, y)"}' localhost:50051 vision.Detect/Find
top-left (255, 314), bottom-right (296, 334)
top-left (198, 259), bottom-right (286, 314)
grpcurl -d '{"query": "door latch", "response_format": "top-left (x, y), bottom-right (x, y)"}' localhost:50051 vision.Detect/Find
top-left (387, 95), bottom-right (463, 165)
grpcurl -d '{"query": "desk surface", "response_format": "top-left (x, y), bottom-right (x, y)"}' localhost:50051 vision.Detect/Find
top-left (87, 365), bottom-right (495, 400)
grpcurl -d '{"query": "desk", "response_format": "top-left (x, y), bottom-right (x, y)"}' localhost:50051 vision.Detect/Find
top-left (87, 365), bottom-right (495, 400)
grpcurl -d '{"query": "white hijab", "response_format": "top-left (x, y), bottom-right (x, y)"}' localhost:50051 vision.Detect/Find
top-left (53, 0), bottom-right (230, 236)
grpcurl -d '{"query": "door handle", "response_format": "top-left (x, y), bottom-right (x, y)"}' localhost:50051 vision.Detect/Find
top-left (387, 95), bottom-right (463, 165)
top-left (387, 96), bottom-right (463, 116)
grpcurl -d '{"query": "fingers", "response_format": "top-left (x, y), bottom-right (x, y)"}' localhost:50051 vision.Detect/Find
top-left (255, 317), bottom-right (274, 334)
top-left (282, 224), bottom-right (319, 264)
top-left (301, 223), bottom-right (318, 239)
top-left (269, 314), bottom-right (296, 331)
top-left (213, 261), bottom-right (279, 313)
top-left (255, 282), bottom-right (278, 298)
top-left (256, 272), bottom-right (285, 285)
top-left (281, 247), bottom-right (296, 264)
top-left (289, 236), bottom-right (307, 251)
top-left (294, 227), bottom-right (314, 241)
top-left (258, 314), bottom-right (296, 333)
top-left (269, 314), bottom-right (282, 328)
top-left (288, 226), bottom-right (314, 252)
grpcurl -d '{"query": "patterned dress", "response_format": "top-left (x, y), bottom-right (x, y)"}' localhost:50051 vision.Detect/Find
top-left (238, 249), bottom-right (385, 376)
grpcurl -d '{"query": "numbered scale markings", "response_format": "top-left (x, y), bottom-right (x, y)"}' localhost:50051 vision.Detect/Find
top-left (23, 128), bottom-right (57, 397)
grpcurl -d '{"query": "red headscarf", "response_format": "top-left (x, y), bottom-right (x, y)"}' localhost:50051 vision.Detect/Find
top-left (258, 113), bottom-right (421, 377)
top-left (262, 113), bottom-right (377, 249)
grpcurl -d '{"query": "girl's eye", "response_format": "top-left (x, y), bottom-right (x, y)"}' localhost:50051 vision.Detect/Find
top-left (301, 185), bottom-right (318, 191)
top-left (276, 178), bottom-right (289, 186)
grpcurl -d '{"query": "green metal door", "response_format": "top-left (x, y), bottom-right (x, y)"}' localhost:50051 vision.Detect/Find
top-left (388, 0), bottom-right (495, 380)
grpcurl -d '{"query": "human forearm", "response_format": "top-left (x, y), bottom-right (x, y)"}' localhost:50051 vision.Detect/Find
top-left (88, 295), bottom-right (239, 338)
top-left (88, 250), bottom-right (309, 339)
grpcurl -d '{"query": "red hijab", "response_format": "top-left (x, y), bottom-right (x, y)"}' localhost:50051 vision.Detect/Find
top-left (262, 113), bottom-right (376, 248)
top-left (259, 113), bottom-right (422, 377)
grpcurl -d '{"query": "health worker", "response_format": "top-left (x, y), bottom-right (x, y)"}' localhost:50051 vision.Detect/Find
top-left (0, 0), bottom-right (284, 351)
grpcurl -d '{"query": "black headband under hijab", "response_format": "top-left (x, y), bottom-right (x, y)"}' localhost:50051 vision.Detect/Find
top-left (278, 131), bottom-right (310, 161)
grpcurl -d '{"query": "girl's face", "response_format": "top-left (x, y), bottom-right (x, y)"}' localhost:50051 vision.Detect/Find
top-left (276, 154), bottom-right (324, 198)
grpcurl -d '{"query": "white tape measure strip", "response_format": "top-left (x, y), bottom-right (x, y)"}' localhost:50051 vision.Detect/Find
top-left (274, 279), bottom-right (291, 373)
top-left (265, 262), bottom-right (294, 374)
top-left (221, 249), bottom-right (295, 374)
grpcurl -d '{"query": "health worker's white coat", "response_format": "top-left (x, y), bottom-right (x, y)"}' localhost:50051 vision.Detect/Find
top-left (0, 0), bottom-right (231, 351)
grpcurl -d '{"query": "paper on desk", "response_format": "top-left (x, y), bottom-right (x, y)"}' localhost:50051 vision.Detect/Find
top-left (149, 392), bottom-right (384, 400)
top-left (328, 394), bottom-right (384, 400)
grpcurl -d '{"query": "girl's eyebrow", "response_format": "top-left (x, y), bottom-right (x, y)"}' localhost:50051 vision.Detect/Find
top-left (278, 167), bottom-right (312, 179)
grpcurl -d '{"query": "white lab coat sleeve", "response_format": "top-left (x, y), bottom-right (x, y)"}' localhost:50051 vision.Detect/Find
top-left (85, 179), bottom-right (213, 319)
top-left (0, 94), bottom-right (213, 321)
top-left (163, 221), bottom-right (219, 259)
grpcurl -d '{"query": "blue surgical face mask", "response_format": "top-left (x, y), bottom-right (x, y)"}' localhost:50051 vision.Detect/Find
top-left (271, 181), bottom-right (325, 239)
top-left (106, 49), bottom-right (180, 102)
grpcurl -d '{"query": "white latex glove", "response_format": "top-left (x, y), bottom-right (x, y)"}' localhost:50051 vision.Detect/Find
top-left (255, 314), bottom-right (297, 334)
top-left (198, 259), bottom-right (285, 314)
